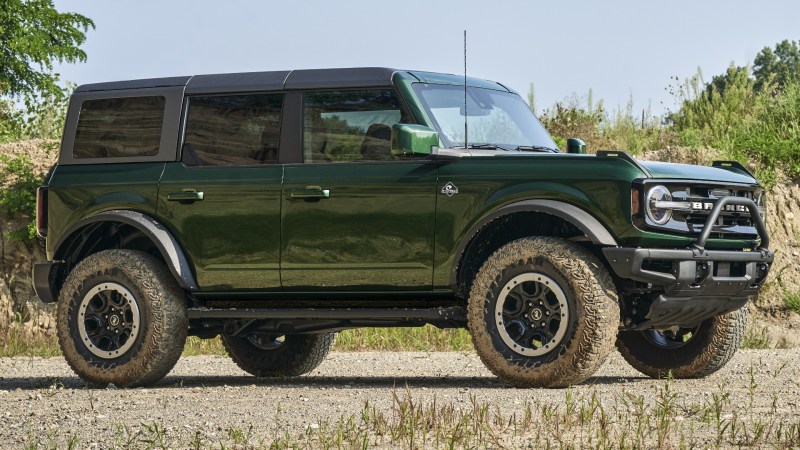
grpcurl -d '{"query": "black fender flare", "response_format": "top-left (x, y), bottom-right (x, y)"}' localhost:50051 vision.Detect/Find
top-left (452, 199), bottom-right (618, 286)
top-left (54, 210), bottom-right (198, 291)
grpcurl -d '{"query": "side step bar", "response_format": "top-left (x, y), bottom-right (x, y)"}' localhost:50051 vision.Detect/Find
top-left (187, 306), bottom-right (466, 321)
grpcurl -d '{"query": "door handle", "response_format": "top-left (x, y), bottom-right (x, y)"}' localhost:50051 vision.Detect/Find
top-left (167, 190), bottom-right (204, 202)
top-left (290, 186), bottom-right (331, 199)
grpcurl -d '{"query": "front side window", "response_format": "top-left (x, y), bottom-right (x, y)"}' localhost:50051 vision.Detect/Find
top-left (73, 96), bottom-right (165, 159)
top-left (303, 90), bottom-right (411, 163)
top-left (412, 84), bottom-right (557, 151)
top-left (183, 93), bottom-right (283, 166)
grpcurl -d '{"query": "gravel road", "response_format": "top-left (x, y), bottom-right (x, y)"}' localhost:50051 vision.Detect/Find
top-left (1, 350), bottom-right (799, 448)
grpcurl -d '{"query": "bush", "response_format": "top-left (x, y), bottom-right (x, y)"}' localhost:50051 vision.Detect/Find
top-left (0, 82), bottom-right (72, 144)
top-left (731, 80), bottom-right (800, 180)
top-left (0, 154), bottom-right (44, 240)
top-left (538, 91), bottom-right (673, 154)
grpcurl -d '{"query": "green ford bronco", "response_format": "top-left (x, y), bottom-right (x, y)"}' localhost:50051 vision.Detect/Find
top-left (33, 67), bottom-right (773, 387)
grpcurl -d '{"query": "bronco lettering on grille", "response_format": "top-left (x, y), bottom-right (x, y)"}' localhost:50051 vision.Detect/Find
top-left (691, 202), bottom-right (749, 212)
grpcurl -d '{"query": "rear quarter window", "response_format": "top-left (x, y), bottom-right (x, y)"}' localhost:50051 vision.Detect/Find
top-left (73, 96), bottom-right (166, 159)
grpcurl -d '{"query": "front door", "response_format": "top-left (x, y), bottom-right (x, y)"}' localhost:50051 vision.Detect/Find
top-left (280, 89), bottom-right (438, 290)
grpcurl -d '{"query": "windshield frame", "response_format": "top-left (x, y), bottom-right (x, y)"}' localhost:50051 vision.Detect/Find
top-left (411, 83), bottom-right (558, 151)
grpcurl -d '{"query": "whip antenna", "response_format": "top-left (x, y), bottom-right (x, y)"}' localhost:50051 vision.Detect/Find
top-left (464, 29), bottom-right (468, 148)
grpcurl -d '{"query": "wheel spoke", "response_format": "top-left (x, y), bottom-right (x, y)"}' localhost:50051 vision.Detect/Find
top-left (542, 290), bottom-right (561, 314)
top-left (504, 319), bottom-right (527, 342)
top-left (83, 314), bottom-right (104, 337)
top-left (495, 272), bottom-right (571, 356)
top-left (247, 334), bottom-right (285, 350)
top-left (644, 326), bottom-right (700, 349)
top-left (78, 282), bottom-right (141, 359)
top-left (503, 290), bottom-right (526, 318)
top-left (519, 326), bottom-right (542, 348)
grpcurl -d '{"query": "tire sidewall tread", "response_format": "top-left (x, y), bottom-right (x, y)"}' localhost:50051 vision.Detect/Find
top-left (222, 333), bottom-right (335, 378)
top-left (468, 237), bottom-right (619, 388)
top-left (56, 249), bottom-right (188, 387)
top-left (616, 306), bottom-right (747, 379)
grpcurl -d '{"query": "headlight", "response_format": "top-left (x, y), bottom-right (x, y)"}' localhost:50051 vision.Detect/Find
top-left (646, 185), bottom-right (673, 225)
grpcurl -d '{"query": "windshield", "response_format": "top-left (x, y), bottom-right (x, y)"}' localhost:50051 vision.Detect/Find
top-left (412, 84), bottom-right (557, 150)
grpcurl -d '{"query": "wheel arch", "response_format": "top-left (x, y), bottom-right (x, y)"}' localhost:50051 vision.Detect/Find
top-left (452, 200), bottom-right (618, 297)
top-left (52, 210), bottom-right (198, 297)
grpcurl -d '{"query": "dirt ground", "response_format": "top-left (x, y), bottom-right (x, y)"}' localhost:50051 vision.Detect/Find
top-left (0, 350), bottom-right (799, 448)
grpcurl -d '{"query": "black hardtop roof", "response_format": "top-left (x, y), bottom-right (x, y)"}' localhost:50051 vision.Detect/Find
top-left (74, 67), bottom-right (401, 93)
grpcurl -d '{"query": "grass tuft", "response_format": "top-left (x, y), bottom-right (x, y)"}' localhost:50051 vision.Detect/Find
top-left (785, 291), bottom-right (800, 313)
top-left (741, 326), bottom-right (770, 349)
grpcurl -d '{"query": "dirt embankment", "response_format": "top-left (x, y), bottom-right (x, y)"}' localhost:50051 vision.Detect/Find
top-left (1, 141), bottom-right (799, 345)
top-left (0, 140), bottom-right (57, 336)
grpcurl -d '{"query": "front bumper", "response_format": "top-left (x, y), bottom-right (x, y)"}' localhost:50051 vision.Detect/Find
top-left (603, 196), bottom-right (774, 329)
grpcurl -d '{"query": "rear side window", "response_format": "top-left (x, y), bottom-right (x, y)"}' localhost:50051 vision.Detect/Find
top-left (182, 94), bottom-right (283, 166)
top-left (73, 96), bottom-right (165, 159)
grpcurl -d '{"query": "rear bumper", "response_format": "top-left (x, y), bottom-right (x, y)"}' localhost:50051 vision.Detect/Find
top-left (32, 261), bottom-right (63, 303)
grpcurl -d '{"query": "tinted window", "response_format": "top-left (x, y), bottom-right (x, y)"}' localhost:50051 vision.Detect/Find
top-left (73, 96), bottom-right (165, 159)
top-left (183, 94), bottom-right (283, 166)
top-left (303, 90), bottom-right (411, 163)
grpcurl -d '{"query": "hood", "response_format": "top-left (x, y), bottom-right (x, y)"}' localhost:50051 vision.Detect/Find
top-left (639, 160), bottom-right (757, 185)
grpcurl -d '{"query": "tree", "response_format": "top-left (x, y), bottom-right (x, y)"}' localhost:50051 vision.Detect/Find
top-left (753, 39), bottom-right (800, 91)
top-left (0, 0), bottom-right (94, 97)
top-left (706, 64), bottom-right (750, 97)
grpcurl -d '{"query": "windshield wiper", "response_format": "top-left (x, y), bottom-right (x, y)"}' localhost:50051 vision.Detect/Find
top-left (515, 145), bottom-right (559, 153)
top-left (464, 143), bottom-right (513, 151)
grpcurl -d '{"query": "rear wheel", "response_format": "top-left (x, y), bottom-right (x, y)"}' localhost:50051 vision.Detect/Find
top-left (56, 250), bottom-right (188, 387)
top-left (222, 333), bottom-right (334, 377)
top-left (467, 237), bottom-right (619, 388)
top-left (616, 306), bottom-right (747, 378)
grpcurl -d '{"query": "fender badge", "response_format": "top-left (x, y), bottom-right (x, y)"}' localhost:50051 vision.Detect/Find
top-left (441, 182), bottom-right (459, 197)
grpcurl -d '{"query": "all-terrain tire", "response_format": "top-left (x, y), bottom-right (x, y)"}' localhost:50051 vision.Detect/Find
top-left (467, 237), bottom-right (619, 388)
top-left (616, 306), bottom-right (747, 379)
top-left (222, 333), bottom-right (335, 377)
top-left (56, 249), bottom-right (188, 387)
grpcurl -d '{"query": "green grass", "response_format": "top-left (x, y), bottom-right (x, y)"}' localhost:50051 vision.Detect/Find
top-left (181, 326), bottom-right (473, 357)
top-left (333, 326), bottom-right (473, 352)
top-left (3, 322), bottom-right (785, 358)
top-left (0, 325), bottom-right (473, 359)
top-left (0, 322), bottom-right (60, 357)
top-left (785, 291), bottom-right (800, 313)
top-left (741, 325), bottom-right (771, 349)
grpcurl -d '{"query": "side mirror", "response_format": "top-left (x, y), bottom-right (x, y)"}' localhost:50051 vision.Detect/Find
top-left (391, 124), bottom-right (439, 156)
top-left (566, 138), bottom-right (586, 154)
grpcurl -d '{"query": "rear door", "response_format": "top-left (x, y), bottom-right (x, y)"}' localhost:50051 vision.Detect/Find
top-left (280, 89), bottom-right (439, 290)
top-left (157, 93), bottom-right (284, 291)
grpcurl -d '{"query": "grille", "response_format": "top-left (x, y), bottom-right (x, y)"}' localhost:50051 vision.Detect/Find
top-left (645, 184), bottom-right (763, 239)
top-left (675, 187), bottom-right (759, 237)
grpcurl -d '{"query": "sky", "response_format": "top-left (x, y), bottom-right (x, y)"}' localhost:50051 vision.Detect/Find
top-left (51, 0), bottom-right (800, 118)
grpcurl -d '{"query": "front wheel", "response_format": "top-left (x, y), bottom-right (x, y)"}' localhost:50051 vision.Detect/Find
top-left (616, 306), bottom-right (747, 379)
top-left (222, 333), bottom-right (334, 377)
top-left (467, 237), bottom-right (619, 388)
